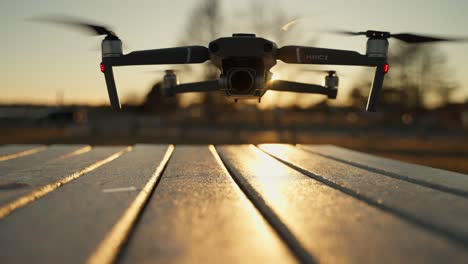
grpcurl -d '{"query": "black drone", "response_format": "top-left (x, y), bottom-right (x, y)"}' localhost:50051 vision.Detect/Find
top-left (39, 17), bottom-right (466, 111)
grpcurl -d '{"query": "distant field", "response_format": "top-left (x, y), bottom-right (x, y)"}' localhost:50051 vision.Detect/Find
top-left (1, 126), bottom-right (467, 174)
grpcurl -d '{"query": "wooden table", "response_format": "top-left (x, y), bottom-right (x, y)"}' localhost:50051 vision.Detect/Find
top-left (0, 144), bottom-right (467, 263)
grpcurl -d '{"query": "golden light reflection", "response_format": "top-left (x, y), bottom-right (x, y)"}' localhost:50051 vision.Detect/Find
top-left (257, 144), bottom-right (292, 156)
top-left (271, 73), bottom-right (280, 81)
top-left (208, 145), bottom-right (289, 253)
top-left (244, 145), bottom-right (293, 211)
top-left (0, 146), bottom-right (47, 162)
top-left (257, 144), bottom-right (298, 165)
top-left (54, 145), bottom-right (92, 161)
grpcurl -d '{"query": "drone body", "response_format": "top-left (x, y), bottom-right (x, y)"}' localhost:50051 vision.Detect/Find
top-left (210, 34), bottom-right (277, 99)
top-left (36, 16), bottom-right (465, 112)
top-left (100, 32), bottom-right (388, 111)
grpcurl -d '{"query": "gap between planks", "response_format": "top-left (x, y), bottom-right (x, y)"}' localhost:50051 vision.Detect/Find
top-left (211, 145), bottom-right (316, 264)
top-left (87, 145), bottom-right (174, 264)
top-left (256, 145), bottom-right (468, 248)
top-left (296, 144), bottom-right (468, 199)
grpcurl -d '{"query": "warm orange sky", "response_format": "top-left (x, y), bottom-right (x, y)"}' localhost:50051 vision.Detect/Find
top-left (2, 0), bottom-right (468, 108)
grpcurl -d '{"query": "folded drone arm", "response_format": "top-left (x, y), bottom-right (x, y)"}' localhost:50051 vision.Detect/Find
top-left (168, 80), bottom-right (220, 95)
top-left (269, 80), bottom-right (337, 99)
top-left (101, 46), bottom-right (211, 109)
top-left (102, 65), bottom-right (121, 109)
top-left (278, 46), bottom-right (387, 112)
top-left (367, 63), bottom-right (386, 111)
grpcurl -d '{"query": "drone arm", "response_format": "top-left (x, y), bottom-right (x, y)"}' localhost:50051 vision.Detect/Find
top-left (277, 46), bottom-right (382, 66)
top-left (100, 46), bottom-right (210, 109)
top-left (101, 63), bottom-right (121, 109)
top-left (279, 46), bottom-right (388, 111)
top-left (367, 64), bottom-right (386, 112)
top-left (103, 46), bottom-right (210, 66)
top-left (269, 80), bottom-right (337, 99)
top-left (169, 80), bottom-right (220, 95)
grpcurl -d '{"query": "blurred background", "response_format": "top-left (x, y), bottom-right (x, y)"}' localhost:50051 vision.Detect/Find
top-left (1, 0), bottom-right (468, 173)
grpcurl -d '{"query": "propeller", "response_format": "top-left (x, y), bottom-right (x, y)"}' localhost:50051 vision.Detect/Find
top-left (327, 29), bottom-right (468, 44)
top-left (30, 15), bottom-right (118, 38)
top-left (32, 15), bottom-right (126, 109)
top-left (32, 16), bottom-right (131, 52)
top-left (281, 19), bottom-right (301, 31)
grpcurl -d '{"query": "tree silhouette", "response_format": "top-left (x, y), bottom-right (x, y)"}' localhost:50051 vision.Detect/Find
top-left (178, 0), bottom-right (233, 121)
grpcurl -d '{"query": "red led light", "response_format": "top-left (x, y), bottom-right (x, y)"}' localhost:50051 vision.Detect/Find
top-left (383, 63), bottom-right (390, 74)
top-left (100, 63), bottom-right (105, 73)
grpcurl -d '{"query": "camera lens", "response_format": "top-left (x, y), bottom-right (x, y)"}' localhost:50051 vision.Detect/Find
top-left (229, 70), bottom-right (254, 94)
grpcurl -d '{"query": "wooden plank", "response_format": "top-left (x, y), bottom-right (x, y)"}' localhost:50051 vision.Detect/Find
top-left (0, 144), bottom-right (87, 174)
top-left (119, 146), bottom-right (296, 264)
top-left (259, 144), bottom-right (468, 246)
top-left (217, 145), bottom-right (468, 263)
top-left (299, 144), bottom-right (468, 197)
top-left (0, 146), bottom-right (126, 211)
top-left (0, 144), bottom-right (46, 161)
top-left (0, 145), bottom-right (170, 264)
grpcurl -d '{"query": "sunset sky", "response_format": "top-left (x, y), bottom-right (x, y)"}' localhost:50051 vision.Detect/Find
top-left (2, 0), bottom-right (468, 108)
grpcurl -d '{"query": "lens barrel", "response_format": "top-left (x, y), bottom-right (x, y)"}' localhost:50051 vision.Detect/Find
top-left (228, 69), bottom-right (255, 94)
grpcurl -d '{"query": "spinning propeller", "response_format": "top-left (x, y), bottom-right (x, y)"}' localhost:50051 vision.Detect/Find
top-left (31, 16), bottom-right (118, 38)
top-left (329, 30), bottom-right (468, 44)
top-left (34, 16), bottom-right (210, 109)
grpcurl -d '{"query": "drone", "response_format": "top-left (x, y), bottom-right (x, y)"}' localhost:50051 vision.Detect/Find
top-left (39, 17), bottom-right (466, 111)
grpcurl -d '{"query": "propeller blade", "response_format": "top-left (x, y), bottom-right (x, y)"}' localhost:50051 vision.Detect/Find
top-left (73, 22), bottom-right (113, 36)
top-left (30, 15), bottom-right (116, 36)
top-left (324, 29), bottom-right (367, 36)
top-left (281, 19), bottom-right (301, 31)
top-left (324, 27), bottom-right (468, 44)
top-left (390, 33), bottom-right (468, 43)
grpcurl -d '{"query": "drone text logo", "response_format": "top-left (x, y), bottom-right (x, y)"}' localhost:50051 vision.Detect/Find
top-left (306, 54), bottom-right (328, 61)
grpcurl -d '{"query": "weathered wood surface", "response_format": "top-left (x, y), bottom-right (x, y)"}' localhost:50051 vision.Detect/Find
top-left (0, 144), bottom-right (467, 264)
top-left (299, 144), bottom-right (468, 197)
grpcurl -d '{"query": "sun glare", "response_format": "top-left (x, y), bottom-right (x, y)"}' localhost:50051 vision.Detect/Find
top-left (271, 73), bottom-right (280, 81)
top-left (242, 145), bottom-right (293, 210)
